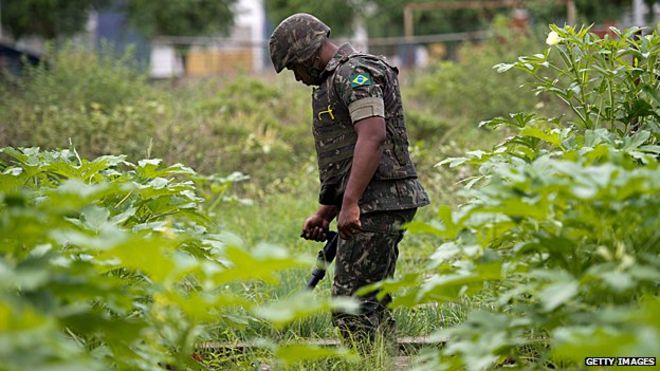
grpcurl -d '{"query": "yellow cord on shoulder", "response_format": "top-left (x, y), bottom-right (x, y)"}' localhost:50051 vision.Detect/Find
top-left (317, 105), bottom-right (335, 121)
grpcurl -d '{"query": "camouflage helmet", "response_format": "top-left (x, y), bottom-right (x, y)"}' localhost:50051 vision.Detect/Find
top-left (269, 13), bottom-right (331, 73)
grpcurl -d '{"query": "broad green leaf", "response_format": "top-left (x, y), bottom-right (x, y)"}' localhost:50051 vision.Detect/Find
top-left (274, 343), bottom-right (357, 365)
top-left (429, 242), bottom-right (461, 267)
top-left (253, 291), bottom-right (357, 328)
top-left (102, 236), bottom-right (177, 283)
top-left (623, 130), bottom-right (651, 150)
top-left (553, 327), bottom-right (636, 362)
top-left (599, 271), bottom-right (634, 292)
top-left (212, 245), bottom-right (309, 285)
top-left (539, 280), bottom-right (579, 311)
top-left (81, 205), bottom-right (111, 232)
top-left (519, 126), bottom-right (562, 147)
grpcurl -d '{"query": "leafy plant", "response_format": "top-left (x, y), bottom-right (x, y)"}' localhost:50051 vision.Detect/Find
top-left (374, 25), bottom-right (660, 370)
top-left (496, 25), bottom-right (660, 135)
top-left (0, 147), bottom-right (356, 370)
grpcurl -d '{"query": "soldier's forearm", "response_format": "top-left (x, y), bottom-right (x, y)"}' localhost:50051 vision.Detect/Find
top-left (342, 117), bottom-right (386, 208)
top-left (316, 204), bottom-right (337, 221)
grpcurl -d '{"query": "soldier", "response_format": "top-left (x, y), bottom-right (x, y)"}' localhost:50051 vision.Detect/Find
top-left (269, 13), bottom-right (429, 344)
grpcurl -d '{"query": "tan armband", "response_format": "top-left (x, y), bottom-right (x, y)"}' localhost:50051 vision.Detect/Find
top-left (348, 97), bottom-right (385, 123)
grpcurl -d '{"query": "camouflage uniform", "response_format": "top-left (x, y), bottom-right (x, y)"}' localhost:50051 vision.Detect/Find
top-left (269, 15), bottom-right (429, 342)
top-left (313, 43), bottom-right (429, 341)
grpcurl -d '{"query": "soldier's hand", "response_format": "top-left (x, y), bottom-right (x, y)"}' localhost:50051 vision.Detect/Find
top-left (302, 213), bottom-right (330, 241)
top-left (337, 203), bottom-right (362, 240)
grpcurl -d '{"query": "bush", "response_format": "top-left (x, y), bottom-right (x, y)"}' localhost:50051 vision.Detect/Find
top-left (0, 46), bottom-right (314, 186)
top-left (411, 26), bottom-right (537, 125)
top-left (375, 25), bottom-right (660, 370)
top-left (0, 147), bottom-right (359, 370)
top-left (21, 43), bottom-right (151, 109)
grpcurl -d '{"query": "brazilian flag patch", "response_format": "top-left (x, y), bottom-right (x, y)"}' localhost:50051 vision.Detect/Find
top-left (350, 72), bottom-right (372, 88)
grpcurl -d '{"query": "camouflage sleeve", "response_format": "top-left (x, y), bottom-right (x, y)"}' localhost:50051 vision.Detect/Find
top-left (334, 57), bottom-right (386, 124)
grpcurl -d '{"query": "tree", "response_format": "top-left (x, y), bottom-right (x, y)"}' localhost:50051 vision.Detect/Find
top-left (1, 0), bottom-right (106, 39)
top-left (363, 0), bottom-right (489, 37)
top-left (529, 0), bottom-right (633, 25)
top-left (265, 0), bottom-right (357, 36)
top-left (0, 0), bottom-right (236, 40)
top-left (124, 0), bottom-right (236, 38)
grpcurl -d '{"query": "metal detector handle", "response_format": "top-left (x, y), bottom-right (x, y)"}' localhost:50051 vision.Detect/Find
top-left (305, 231), bottom-right (338, 290)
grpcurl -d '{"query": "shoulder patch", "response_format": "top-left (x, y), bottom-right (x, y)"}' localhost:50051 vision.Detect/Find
top-left (350, 72), bottom-right (372, 88)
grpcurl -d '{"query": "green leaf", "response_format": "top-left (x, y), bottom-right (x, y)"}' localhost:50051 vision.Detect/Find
top-left (436, 157), bottom-right (467, 168)
top-left (429, 242), bottom-right (461, 266)
top-left (553, 327), bottom-right (636, 362)
top-left (102, 236), bottom-right (177, 283)
top-left (81, 205), bottom-right (111, 232)
top-left (519, 126), bottom-right (562, 147)
top-left (212, 245), bottom-right (310, 285)
top-left (493, 63), bottom-right (515, 73)
top-left (274, 343), bottom-right (357, 365)
top-left (253, 291), bottom-right (358, 328)
top-left (623, 130), bottom-right (651, 150)
top-left (599, 271), bottom-right (634, 292)
top-left (539, 280), bottom-right (578, 311)
top-left (481, 198), bottom-right (547, 220)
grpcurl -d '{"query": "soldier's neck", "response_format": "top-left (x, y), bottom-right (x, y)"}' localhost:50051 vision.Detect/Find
top-left (318, 41), bottom-right (339, 70)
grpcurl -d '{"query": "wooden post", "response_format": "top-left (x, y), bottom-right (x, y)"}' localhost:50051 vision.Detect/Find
top-left (403, 0), bottom-right (523, 39)
top-left (566, 0), bottom-right (576, 25)
top-left (632, 0), bottom-right (645, 26)
top-left (0, 0), bottom-right (3, 40)
top-left (404, 4), bottom-right (414, 40)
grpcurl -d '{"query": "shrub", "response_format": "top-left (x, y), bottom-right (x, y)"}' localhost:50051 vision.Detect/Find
top-left (0, 46), bottom-right (314, 186)
top-left (409, 21), bottom-right (551, 127)
top-left (375, 25), bottom-right (660, 370)
top-left (0, 147), bottom-right (356, 370)
top-left (20, 43), bottom-right (151, 110)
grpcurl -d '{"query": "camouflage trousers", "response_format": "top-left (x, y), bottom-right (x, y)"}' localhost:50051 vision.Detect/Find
top-left (331, 208), bottom-right (417, 343)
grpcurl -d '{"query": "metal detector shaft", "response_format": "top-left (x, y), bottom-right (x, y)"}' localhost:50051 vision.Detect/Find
top-left (306, 231), bottom-right (338, 290)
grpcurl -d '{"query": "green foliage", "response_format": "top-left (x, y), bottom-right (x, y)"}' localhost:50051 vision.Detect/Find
top-left (0, 46), bottom-right (314, 187)
top-left (125, 0), bottom-right (236, 38)
top-left (266, 0), bottom-right (357, 36)
top-left (0, 147), bottom-right (357, 370)
top-left (16, 43), bottom-right (150, 110)
top-left (495, 25), bottom-right (660, 134)
top-left (363, 0), bottom-right (491, 38)
top-left (378, 25), bottom-right (660, 370)
top-left (0, 0), bottom-right (106, 39)
top-left (411, 22), bottom-right (562, 129)
top-left (529, 0), bottom-right (634, 25)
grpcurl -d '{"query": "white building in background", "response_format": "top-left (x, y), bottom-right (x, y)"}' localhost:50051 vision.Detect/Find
top-left (630, 0), bottom-right (660, 27)
top-left (149, 45), bottom-right (184, 79)
top-left (234, 0), bottom-right (266, 72)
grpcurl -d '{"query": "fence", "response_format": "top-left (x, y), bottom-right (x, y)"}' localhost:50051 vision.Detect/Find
top-left (149, 30), bottom-right (495, 78)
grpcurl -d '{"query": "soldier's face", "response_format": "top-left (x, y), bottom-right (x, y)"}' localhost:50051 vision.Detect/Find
top-left (288, 63), bottom-right (314, 86)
